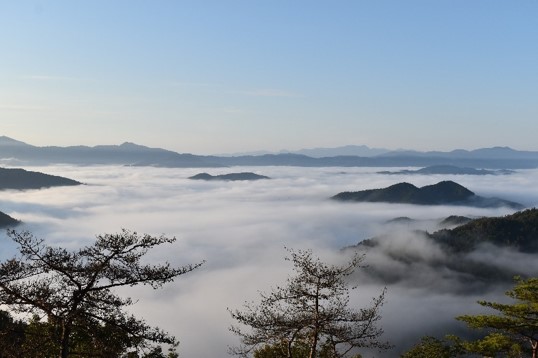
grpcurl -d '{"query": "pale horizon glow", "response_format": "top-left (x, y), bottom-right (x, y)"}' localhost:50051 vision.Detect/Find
top-left (1, 1), bottom-right (537, 154)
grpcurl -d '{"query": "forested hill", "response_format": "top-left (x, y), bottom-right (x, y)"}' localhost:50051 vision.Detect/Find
top-left (431, 208), bottom-right (538, 253)
top-left (0, 167), bottom-right (81, 190)
top-left (0, 211), bottom-right (19, 228)
top-left (349, 209), bottom-right (538, 289)
top-left (332, 181), bottom-right (523, 209)
top-left (188, 172), bottom-right (270, 181)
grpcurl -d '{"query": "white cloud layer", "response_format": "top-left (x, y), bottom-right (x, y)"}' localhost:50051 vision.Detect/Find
top-left (1, 166), bottom-right (538, 357)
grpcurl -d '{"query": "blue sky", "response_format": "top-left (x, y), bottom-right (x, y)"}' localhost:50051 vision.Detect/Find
top-left (1, 1), bottom-right (537, 154)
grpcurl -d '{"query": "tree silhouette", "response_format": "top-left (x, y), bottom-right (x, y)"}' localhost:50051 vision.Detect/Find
top-left (0, 229), bottom-right (203, 358)
top-left (229, 248), bottom-right (389, 358)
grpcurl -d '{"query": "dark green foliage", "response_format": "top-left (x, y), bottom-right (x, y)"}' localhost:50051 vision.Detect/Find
top-left (0, 229), bottom-right (203, 358)
top-left (0, 167), bottom-right (81, 190)
top-left (0, 310), bottom-right (26, 357)
top-left (359, 209), bottom-right (538, 254)
top-left (332, 181), bottom-right (522, 208)
top-left (461, 333), bottom-right (522, 358)
top-left (253, 339), bottom-right (364, 358)
top-left (0, 310), bottom-right (180, 357)
top-left (400, 336), bottom-right (465, 358)
top-left (457, 277), bottom-right (538, 357)
top-left (345, 210), bottom-right (538, 292)
top-left (432, 208), bottom-right (538, 253)
top-left (253, 339), bottom-right (311, 358)
top-left (332, 181), bottom-right (474, 204)
top-left (438, 215), bottom-right (473, 228)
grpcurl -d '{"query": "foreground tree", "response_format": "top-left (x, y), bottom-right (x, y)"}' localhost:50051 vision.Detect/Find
top-left (0, 309), bottom-right (26, 357)
top-left (400, 336), bottom-right (465, 358)
top-left (0, 229), bottom-right (203, 358)
top-left (457, 277), bottom-right (538, 358)
top-left (229, 248), bottom-right (390, 358)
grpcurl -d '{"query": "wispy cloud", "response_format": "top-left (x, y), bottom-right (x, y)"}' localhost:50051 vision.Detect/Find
top-left (233, 88), bottom-right (304, 98)
top-left (0, 104), bottom-right (55, 112)
top-left (168, 81), bottom-right (303, 98)
top-left (20, 75), bottom-right (90, 82)
top-left (221, 106), bottom-right (247, 114)
top-left (168, 81), bottom-right (223, 88)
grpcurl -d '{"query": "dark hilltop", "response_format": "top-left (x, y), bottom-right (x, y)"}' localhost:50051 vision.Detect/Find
top-left (332, 180), bottom-right (523, 209)
top-left (188, 172), bottom-right (270, 181)
top-left (0, 167), bottom-right (81, 190)
top-left (0, 211), bottom-right (19, 228)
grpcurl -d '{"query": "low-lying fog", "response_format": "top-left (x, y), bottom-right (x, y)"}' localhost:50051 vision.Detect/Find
top-left (1, 166), bottom-right (538, 357)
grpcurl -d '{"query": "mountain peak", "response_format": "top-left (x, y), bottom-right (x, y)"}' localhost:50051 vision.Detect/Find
top-left (0, 136), bottom-right (29, 146)
top-left (119, 142), bottom-right (149, 150)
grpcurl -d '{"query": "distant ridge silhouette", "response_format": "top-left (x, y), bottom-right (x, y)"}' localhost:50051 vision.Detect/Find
top-left (1, 136), bottom-right (538, 169)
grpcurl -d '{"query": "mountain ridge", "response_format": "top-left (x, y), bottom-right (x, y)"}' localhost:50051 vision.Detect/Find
top-left (0, 167), bottom-right (81, 190)
top-left (0, 211), bottom-right (20, 228)
top-left (188, 172), bottom-right (270, 181)
top-left (2, 136), bottom-right (538, 169)
top-left (332, 181), bottom-right (523, 208)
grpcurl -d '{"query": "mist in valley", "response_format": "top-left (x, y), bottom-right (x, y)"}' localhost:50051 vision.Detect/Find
top-left (1, 165), bottom-right (538, 357)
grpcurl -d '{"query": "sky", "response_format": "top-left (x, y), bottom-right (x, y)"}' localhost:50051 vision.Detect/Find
top-left (1, 165), bottom-right (538, 356)
top-left (1, 1), bottom-right (537, 154)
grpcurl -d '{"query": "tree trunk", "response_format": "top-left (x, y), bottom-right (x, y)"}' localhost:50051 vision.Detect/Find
top-left (309, 334), bottom-right (318, 358)
top-left (59, 322), bottom-right (71, 358)
top-left (309, 280), bottom-right (321, 358)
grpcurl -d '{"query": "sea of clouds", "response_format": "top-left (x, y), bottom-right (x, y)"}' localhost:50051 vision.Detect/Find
top-left (1, 165), bottom-right (538, 357)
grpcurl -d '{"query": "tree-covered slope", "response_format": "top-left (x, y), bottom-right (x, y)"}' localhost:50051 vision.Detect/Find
top-left (0, 167), bottom-right (81, 190)
top-left (0, 211), bottom-right (19, 228)
top-left (348, 209), bottom-right (538, 291)
top-left (332, 180), bottom-right (523, 208)
top-left (431, 208), bottom-right (538, 253)
top-left (188, 172), bottom-right (270, 181)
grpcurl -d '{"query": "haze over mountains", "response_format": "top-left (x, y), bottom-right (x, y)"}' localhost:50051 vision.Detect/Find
top-left (2, 136), bottom-right (538, 169)
top-left (351, 208), bottom-right (538, 292)
top-left (377, 165), bottom-right (514, 176)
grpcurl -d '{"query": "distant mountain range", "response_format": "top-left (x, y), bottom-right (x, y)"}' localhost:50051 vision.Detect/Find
top-left (221, 145), bottom-right (390, 158)
top-left (2, 136), bottom-right (538, 169)
top-left (0, 136), bottom-right (224, 167)
top-left (332, 181), bottom-right (523, 209)
top-left (188, 172), bottom-right (270, 181)
top-left (377, 165), bottom-right (515, 176)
